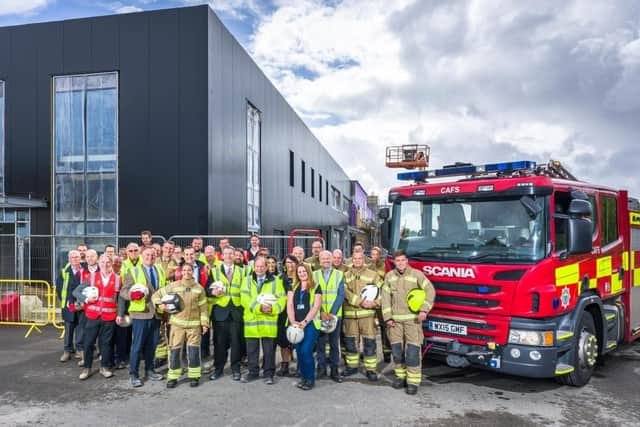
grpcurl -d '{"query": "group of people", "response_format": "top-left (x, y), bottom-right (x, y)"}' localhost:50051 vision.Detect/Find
top-left (56, 232), bottom-right (435, 394)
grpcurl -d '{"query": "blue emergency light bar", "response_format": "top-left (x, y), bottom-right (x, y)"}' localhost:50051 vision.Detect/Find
top-left (397, 160), bottom-right (537, 181)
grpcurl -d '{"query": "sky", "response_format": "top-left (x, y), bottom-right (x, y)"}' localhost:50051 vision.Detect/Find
top-left (1, 0), bottom-right (639, 199)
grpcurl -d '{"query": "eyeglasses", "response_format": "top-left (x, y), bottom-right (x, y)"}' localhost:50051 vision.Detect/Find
top-left (128, 249), bottom-right (139, 253)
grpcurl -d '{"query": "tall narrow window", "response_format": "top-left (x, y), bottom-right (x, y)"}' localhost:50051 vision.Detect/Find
top-left (319, 175), bottom-right (323, 202)
top-left (289, 150), bottom-right (294, 187)
top-left (53, 73), bottom-right (118, 269)
top-left (326, 181), bottom-right (329, 206)
top-left (311, 168), bottom-right (315, 198)
top-left (0, 81), bottom-right (5, 194)
top-left (301, 160), bottom-right (306, 193)
top-left (247, 103), bottom-right (261, 232)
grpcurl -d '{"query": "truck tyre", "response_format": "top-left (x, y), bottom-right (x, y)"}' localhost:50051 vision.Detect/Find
top-left (557, 310), bottom-right (598, 387)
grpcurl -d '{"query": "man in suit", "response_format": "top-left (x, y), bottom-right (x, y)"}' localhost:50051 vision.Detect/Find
top-left (118, 247), bottom-right (165, 387)
top-left (57, 250), bottom-right (84, 362)
top-left (209, 246), bottom-right (245, 381)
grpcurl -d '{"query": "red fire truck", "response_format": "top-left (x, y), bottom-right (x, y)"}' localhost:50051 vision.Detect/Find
top-left (381, 149), bottom-right (640, 386)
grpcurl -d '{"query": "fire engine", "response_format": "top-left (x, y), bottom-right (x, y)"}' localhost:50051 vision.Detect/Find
top-left (380, 146), bottom-right (640, 386)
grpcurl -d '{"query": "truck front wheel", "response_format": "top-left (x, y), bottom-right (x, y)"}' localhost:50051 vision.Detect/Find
top-left (557, 310), bottom-right (598, 387)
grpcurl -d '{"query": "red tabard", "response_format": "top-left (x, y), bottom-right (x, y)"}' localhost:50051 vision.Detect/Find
top-left (84, 273), bottom-right (120, 321)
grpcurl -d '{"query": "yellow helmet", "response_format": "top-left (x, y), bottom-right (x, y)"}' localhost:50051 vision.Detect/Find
top-left (407, 288), bottom-right (426, 313)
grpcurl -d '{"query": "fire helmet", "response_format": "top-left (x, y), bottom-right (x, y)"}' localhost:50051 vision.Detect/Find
top-left (320, 314), bottom-right (338, 334)
top-left (210, 281), bottom-right (226, 294)
top-left (286, 325), bottom-right (305, 344)
top-left (130, 284), bottom-right (148, 301)
top-left (160, 293), bottom-right (182, 314)
top-left (120, 314), bottom-right (132, 327)
top-left (82, 286), bottom-right (99, 303)
top-left (360, 284), bottom-right (379, 302)
top-left (257, 293), bottom-right (278, 306)
top-left (407, 288), bottom-right (426, 313)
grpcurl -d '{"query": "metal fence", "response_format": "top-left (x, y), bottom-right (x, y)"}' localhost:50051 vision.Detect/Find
top-left (0, 279), bottom-right (54, 337)
top-left (167, 235), bottom-right (323, 262)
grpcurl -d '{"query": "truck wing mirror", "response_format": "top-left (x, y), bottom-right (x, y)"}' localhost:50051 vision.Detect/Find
top-left (568, 199), bottom-right (591, 217)
top-left (379, 207), bottom-right (390, 220)
top-left (567, 217), bottom-right (593, 255)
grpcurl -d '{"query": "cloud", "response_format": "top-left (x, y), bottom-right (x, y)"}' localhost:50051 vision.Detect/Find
top-left (242, 0), bottom-right (640, 197)
top-left (0, 0), bottom-right (48, 16)
top-left (115, 5), bottom-right (144, 14)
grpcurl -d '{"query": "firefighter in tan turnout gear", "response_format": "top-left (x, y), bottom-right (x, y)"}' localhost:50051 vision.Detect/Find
top-left (342, 252), bottom-right (383, 381)
top-left (381, 250), bottom-right (435, 395)
top-left (152, 263), bottom-right (209, 388)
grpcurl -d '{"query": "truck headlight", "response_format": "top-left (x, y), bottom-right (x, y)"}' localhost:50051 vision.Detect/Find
top-left (508, 329), bottom-right (554, 347)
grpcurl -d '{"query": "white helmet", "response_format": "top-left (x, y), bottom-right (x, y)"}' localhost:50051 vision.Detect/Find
top-left (161, 293), bottom-right (182, 314)
top-left (286, 325), bottom-right (305, 344)
top-left (210, 281), bottom-right (226, 294)
top-left (257, 293), bottom-right (278, 306)
top-left (120, 314), bottom-right (132, 327)
top-left (82, 286), bottom-right (99, 303)
top-left (360, 284), bottom-right (379, 302)
top-left (320, 314), bottom-right (338, 334)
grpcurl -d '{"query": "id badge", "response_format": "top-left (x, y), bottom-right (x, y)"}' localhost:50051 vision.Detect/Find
top-left (296, 303), bottom-right (305, 310)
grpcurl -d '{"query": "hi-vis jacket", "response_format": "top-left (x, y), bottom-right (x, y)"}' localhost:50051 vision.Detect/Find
top-left (381, 266), bottom-right (436, 322)
top-left (152, 278), bottom-right (209, 329)
top-left (240, 273), bottom-right (286, 338)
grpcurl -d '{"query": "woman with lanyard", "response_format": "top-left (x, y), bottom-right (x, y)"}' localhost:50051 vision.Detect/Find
top-left (287, 263), bottom-right (322, 390)
top-left (276, 255), bottom-right (298, 377)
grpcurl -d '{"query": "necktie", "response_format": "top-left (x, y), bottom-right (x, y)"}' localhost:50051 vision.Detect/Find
top-left (226, 267), bottom-right (233, 283)
top-left (149, 267), bottom-right (157, 289)
top-left (258, 277), bottom-right (264, 290)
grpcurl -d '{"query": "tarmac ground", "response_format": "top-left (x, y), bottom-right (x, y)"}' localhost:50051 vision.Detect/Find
top-left (1, 326), bottom-right (639, 426)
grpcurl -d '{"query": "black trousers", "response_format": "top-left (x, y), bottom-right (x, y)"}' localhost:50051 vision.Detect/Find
top-left (213, 319), bottom-right (243, 373)
top-left (201, 327), bottom-right (211, 359)
top-left (247, 337), bottom-right (276, 378)
top-left (112, 324), bottom-right (132, 365)
top-left (83, 317), bottom-right (115, 369)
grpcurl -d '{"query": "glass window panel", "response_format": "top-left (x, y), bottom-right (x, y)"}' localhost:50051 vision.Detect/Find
top-left (55, 174), bottom-right (85, 220)
top-left (55, 90), bottom-right (85, 173)
top-left (0, 80), bottom-right (4, 194)
top-left (86, 173), bottom-right (116, 220)
top-left (55, 222), bottom-right (84, 235)
top-left (4, 209), bottom-right (15, 222)
top-left (87, 221), bottom-right (116, 235)
top-left (87, 88), bottom-right (117, 172)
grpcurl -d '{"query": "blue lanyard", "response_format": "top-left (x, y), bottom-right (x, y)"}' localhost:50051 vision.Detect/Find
top-left (298, 289), bottom-right (306, 307)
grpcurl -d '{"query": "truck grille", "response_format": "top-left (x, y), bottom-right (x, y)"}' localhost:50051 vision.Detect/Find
top-left (432, 281), bottom-right (501, 294)
top-left (436, 295), bottom-right (500, 308)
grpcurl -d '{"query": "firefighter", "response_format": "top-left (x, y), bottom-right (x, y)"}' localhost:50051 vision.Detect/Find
top-left (342, 251), bottom-right (382, 381)
top-left (175, 246), bottom-right (213, 362)
top-left (370, 246), bottom-right (392, 363)
top-left (331, 249), bottom-right (349, 273)
top-left (152, 263), bottom-right (209, 388)
top-left (154, 242), bottom-right (177, 369)
top-left (304, 240), bottom-right (324, 271)
top-left (381, 250), bottom-right (435, 395)
top-left (346, 241), bottom-right (371, 268)
top-left (240, 256), bottom-right (287, 384)
top-left (208, 246), bottom-right (245, 381)
top-left (313, 250), bottom-right (345, 382)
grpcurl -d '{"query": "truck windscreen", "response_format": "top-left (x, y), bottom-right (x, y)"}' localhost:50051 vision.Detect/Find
top-left (389, 195), bottom-right (547, 263)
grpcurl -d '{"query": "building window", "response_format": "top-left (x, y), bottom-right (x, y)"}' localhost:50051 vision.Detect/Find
top-left (601, 196), bottom-right (618, 246)
top-left (342, 196), bottom-right (350, 216)
top-left (247, 103), bottom-right (261, 232)
top-left (311, 168), bottom-right (315, 198)
top-left (326, 181), bottom-right (329, 206)
top-left (0, 81), bottom-right (4, 194)
top-left (289, 150), bottom-right (295, 187)
top-left (319, 175), bottom-right (323, 202)
top-left (53, 73), bottom-right (118, 267)
top-left (331, 186), bottom-right (341, 210)
top-left (301, 160), bottom-right (306, 193)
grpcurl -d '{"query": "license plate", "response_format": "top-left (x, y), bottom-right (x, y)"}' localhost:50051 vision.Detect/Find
top-left (428, 320), bottom-right (468, 336)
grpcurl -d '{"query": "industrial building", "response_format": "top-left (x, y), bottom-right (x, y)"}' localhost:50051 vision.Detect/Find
top-left (0, 5), bottom-right (355, 279)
